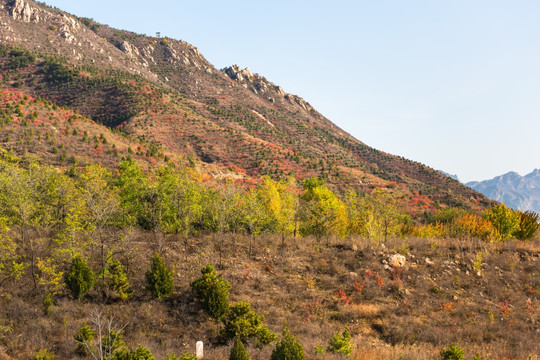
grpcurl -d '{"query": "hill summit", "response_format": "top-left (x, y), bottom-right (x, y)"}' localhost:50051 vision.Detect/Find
top-left (0, 0), bottom-right (492, 212)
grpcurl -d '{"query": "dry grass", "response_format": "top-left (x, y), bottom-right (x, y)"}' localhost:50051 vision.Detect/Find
top-left (348, 303), bottom-right (385, 319)
top-left (0, 232), bottom-right (539, 359)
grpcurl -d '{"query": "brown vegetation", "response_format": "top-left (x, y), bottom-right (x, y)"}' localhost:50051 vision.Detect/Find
top-left (0, 232), bottom-right (538, 359)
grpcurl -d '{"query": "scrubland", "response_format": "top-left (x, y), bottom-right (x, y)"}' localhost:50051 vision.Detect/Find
top-left (1, 231), bottom-right (538, 360)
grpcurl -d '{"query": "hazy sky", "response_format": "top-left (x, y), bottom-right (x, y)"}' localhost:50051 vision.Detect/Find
top-left (42, 0), bottom-right (540, 182)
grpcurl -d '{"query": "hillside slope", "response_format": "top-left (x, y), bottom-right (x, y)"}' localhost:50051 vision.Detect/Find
top-left (0, 0), bottom-right (493, 212)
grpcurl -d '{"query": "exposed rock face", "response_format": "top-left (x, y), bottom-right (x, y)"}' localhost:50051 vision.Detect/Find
top-left (141, 44), bottom-right (156, 64)
top-left (224, 64), bottom-right (253, 81)
top-left (285, 93), bottom-right (310, 111)
top-left (57, 14), bottom-right (80, 44)
top-left (119, 41), bottom-right (140, 57)
top-left (59, 13), bottom-right (79, 30)
top-left (61, 30), bottom-right (75, 44)
top-left (10, 0), bottom-right (39, 23)
top-left (164, 44), bottom-right (180, 64)
top-left (222, 64), bottom-right (315, 113)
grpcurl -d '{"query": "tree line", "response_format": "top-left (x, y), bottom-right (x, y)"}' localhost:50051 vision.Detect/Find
top-left (0, 149), bottom-right (537, 294)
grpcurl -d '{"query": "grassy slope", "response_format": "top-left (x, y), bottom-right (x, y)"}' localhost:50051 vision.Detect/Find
top-left (1, 233), bottom-right (539, 359)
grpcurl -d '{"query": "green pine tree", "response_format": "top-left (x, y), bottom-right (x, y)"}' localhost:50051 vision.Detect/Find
top-left (64, 256), bottom-right (94, 300)
top-left (327, 329), bottom-right (352, 357)
top-left (113, 345), bottom-right (155, 360)
top-left (146, 253), bottom-right (174, 300)
top-left (229, 337), bottom-right (250, 360)
top-left (74, 322), bottom-right (95, 356)
top-left (221, 300), bottom-right (276, 347)
top-left (191, 265), bottom-right (230, 320)
top-left (207, 279), bottom-right (230, 320)
top-left (270, 327), bottom-right (304, 360)
top-left (102, 258), bottom-right (133, 301)
top-left (440, 343), bottom-right (465, 360)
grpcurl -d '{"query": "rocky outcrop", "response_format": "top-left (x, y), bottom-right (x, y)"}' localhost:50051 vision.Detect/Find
top-left (59, 13), bottom-right (79, 30)
top-left (224, 65), bottom-right (254, 82)
top-left (119, 41), bottom-right (140, 57)
top-left (60, 30), bottom-right (76, 44)
top-left (285, 93), bottom-right (311, 112)
top-left (57, 14), bottom-right (81, 44)
top-left (222, 64), bottom-right (315, 113)
top-left (9, 0), bottom-right (39, 23)
top-left (164, 44), bottom-right (181, 64)
top-left (153, 41), bottom-right (210, 72)
top-left (140, 43), bottom-right (156, 65)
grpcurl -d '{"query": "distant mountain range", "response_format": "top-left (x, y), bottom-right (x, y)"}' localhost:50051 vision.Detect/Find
top-left (466, 170), bottom-right (540, 214)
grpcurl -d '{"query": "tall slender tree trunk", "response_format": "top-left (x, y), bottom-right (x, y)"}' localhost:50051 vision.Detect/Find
top-left (249, 233), bottom-right (253, 260)
top-left (22, 223), bottom-right (38, 289)
top-left (219, 233), bottom-right (224, 269)
top-left (30, 243), bottom-right (37, 289)
top-left (100, 236), bottom-right (105, 270)
top-left (184, 229), bottom-right (189, 260)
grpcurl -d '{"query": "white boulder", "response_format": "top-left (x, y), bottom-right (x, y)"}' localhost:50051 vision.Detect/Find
top-left (389, 254), bottom-right (406, 268)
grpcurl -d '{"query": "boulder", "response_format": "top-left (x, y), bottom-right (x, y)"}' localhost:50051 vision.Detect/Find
top-left (61, 31), bottom-right (76, 44)
top-left (388, 254), bottom-right (406, 268)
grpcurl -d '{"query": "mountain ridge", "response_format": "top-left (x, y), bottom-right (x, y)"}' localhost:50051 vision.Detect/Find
top-left (466, 169), bottom-right (540, 213)
top-left (0, 0), bottom-right (493, 213)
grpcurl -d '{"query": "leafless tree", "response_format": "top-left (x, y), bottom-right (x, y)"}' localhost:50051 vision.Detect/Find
top-left (76, 310), bottom-right (128, 360)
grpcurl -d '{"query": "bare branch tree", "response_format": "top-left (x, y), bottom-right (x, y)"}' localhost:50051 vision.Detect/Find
top-left (76, 310), bottom-right (128, 360)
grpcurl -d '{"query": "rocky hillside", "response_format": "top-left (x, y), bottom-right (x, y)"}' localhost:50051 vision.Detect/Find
top-left (467, 169), bottom-right (540, 214)
top-left (0, 0), bottom-right (493, 213)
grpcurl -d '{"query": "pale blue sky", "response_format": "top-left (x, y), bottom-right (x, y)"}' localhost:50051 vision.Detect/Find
top-left (43, 0), bottom-right (540, 182)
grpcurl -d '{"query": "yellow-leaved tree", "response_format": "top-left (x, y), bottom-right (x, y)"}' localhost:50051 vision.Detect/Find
top-left (483, 204), bottom-right (520, 241)
top-left (76, 164), bottom-right (120, 270)
top-left (257, 177), bottom-right (299, 247)
top-left (349, 189), bottom-right (402, 243)
top-left (300, 178), bottom-right (348, 245)
top-left (0, 216), bottom-right (26, 290)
